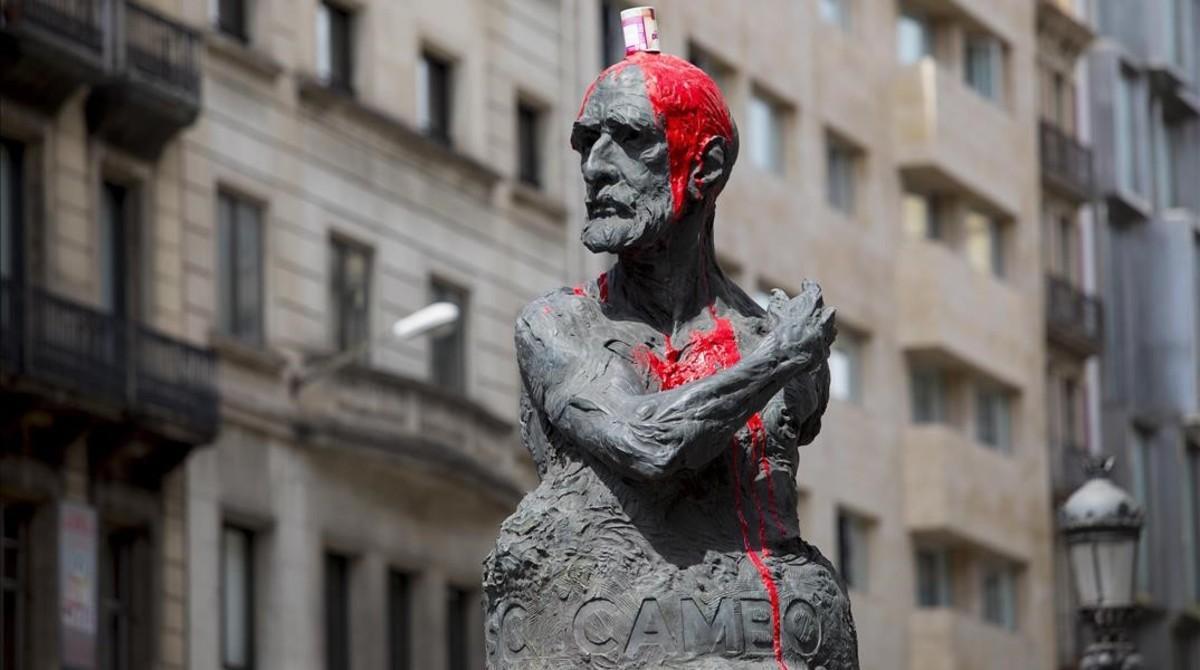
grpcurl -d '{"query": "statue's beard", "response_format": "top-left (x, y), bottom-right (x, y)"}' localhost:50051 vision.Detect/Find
top-left (581, 198), bottom-right (673, 254)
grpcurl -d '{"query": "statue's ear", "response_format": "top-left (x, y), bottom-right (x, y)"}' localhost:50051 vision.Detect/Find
top-left (687, 137), bottom-right (728, 202)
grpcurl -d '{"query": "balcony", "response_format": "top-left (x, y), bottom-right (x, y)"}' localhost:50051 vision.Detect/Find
top-left (0, 0), bottom-right (111, 111)
top-left (897, 239), bottom-right (1032, 387)
top-left (1039, 121), bottom-right (1093, 202)
top-left (0, 279), bottom-right (218, 444)
top-left (903, 424), bottom-right (1031, 559)
top-left (891, 60), bottom-right (1023, 215)
top-left (1045, 274), bottom-right (1102, 357)
top-left (910, 609), bottom-right (1030, 670)
top-left (86, 2), bottom-right (200, 160)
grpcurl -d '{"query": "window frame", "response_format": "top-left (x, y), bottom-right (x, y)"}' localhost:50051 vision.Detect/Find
top-left (221, 524), bottom-right (255, 670)
top-left (323, 552), bottom-right (351, 670)
top-left (915, 547), bottom-right (953, 608)
top-left (747, 87), bottom-right (787, 175)
top-left (417, 50), bottom-right (454, 146)
top-left (316, 1), bottom-right (354, 94)
top-left (429, 278), bottom-right (468, 394)
top-left (329, 236), bottom-right (373, 354)
top-left (388, 569), bottom-right (413, 670)
top-left (445, 586), bottom-right (472, 670)
top-left (974, 385), bottom-right (1013, 453)
top-left (981, 562), bottom-right (1018, 630)
top-left (836, 509), bottom-right (871, 592)
top-left (896, 11), bottom-right (933, 65)
top-left (216, 189), bottom-right (265, 345)
top-left (964, 32), bottom-right (1005, 105)
top-left (910, 366), bottom-right (947, 425)
top-left (828, 329), bottom-right (864, 404)
top-left (819, 0), bottom-right (852, 33)
top-left (1, 503), bottom-right (31, 670)
top-left (515, 98), bottom-right (544, 189)
top-left (825, 133), bottom-right (860, 216)
top-left (213, 0), bottom-right (250, 43)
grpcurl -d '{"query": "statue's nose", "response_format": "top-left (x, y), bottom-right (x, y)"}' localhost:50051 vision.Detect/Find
top-left (582, 135), bottom-right (619, 188)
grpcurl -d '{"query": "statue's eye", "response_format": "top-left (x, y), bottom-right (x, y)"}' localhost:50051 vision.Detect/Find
top-left (613, 125), bottom-right (644, 146)
top-left (572, 128), bottom-right (600, 154)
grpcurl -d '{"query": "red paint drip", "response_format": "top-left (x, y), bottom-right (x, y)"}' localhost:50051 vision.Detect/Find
top-left (639, 307), bottom-right (787, 670)
top-left (597, 272), bottom-right (609, 303)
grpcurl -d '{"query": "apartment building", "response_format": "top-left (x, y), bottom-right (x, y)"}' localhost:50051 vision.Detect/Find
top-left (2, 0), bottom-right (572, 669)
top-left (1034, 0), bottom-right (1101, 667)
top-left (594, 1), bottom-right (1056, 667)
top-left (1084, 0), bottom-right (1200, 667)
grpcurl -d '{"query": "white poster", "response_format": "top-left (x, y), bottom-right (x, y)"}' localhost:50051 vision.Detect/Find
top-left (59, 502), bottom-right (97, 669)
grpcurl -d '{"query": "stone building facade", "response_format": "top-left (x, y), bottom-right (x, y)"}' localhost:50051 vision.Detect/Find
top-left (1083, 0), bottom-right (1200, 667)
top-left (0, 1), bottom-right (1076, 669)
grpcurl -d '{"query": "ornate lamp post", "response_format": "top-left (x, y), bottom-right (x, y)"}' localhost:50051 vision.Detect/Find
top-left (1060, 457), bottom-right (1144, 670)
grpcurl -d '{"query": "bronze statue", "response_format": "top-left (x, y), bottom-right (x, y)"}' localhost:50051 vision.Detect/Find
top-left (483, 49), bottom-right (859, 669)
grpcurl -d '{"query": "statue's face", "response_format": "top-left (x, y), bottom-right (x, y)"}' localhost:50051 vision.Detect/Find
top-left (571, 66), bottom-right (674, 254)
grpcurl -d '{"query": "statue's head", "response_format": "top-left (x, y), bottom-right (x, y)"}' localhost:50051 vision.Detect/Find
top-left (571, 52), bottom-right (738, 254)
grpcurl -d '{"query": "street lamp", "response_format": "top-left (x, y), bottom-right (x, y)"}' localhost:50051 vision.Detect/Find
top-left (1060, 456), bottom-right (1144, 670)
top-left (287, 301), bottom-right (460, 396)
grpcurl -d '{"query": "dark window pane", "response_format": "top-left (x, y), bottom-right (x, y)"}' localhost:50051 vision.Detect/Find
top-left (419, 53), bottom-right (453, 145)
top-left (388, 571), bottom-right (412, 670)
top-left (217, 0), bottom-right (248, 42)
top-left (217, 192), bottom-right (264, 344)
top-left (517, 102), bottom-right (542, 188)
top-left (101, 182), bottom-right (129, 317)
top-left (101, 528), bottom-right (152, 670)
top-left (1, 504), bottom-right (30, 670)
top-left (446, 587), bottom-right (470, 670)
top-left (320, 2), bottom-right (353, 93)
top-left (324, 553), bottom-right (350, 670)
top-left (330, 239), bottom-right (372, 353)
top-left (430, 280), bottom-right (467, 393)
top-left (837, 512), bottom-right (854, 588)
top-left (0, 141), bottom-right (23, 282)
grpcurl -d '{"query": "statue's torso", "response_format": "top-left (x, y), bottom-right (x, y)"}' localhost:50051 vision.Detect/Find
top-left (483, 288), bottom-right (858, 669)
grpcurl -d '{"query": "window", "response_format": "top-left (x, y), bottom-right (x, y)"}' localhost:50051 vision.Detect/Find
top-left (100, 181), bottom-right (131, 317)
top-left (1056, 214), bottom-right (1076, 281)
top-left (964, 33), bottom-right (1004, 103)
top-left (316, 1), bottom-right (353, 93)
top-left (964, 209), bottom-right (1006, 278)
top-left (213, 0), bottom-right (249, 43)
top-left (1, 504), bottom-right (30, 670)
top-left (430, 279), bottom-right (468, 393)
top-left (600, 0), bottom-right (625, 66)
top-left (747, 89), bottom-right (785, 174)
top-left (915, 548), bottom-right (952, 608)
top-left (828, 330), bottom-right (863, 404)
top-left (981, 563), bottom-right (1018, 630)
top-left (1129, 429), bottom-right (1152, 594)
top-left (1114, 68), bottom-right (1140, 195)
top-left (975, 386), bottom-right (1013, 452)
top-left (329, 237), bottom-right (372, 353)
top-left (417, 52), bottom-right (453, 146)
top-left (0, 141), bottom-right (22, 282)
top-left (819, 0), bottom-right (851, 32)
top-left (217, 191), bottom-right (264, 344)
top-left (516, 100), bottom-right (543, 188)
top-left (836, 510), bottom-right (870, 591)
top-left (825, 134), bottom-right (859, 216)
top-left (222, 525), bottom-right (254, 670)
top-left (446, 587), bottom-right (471, 670)
top-left (1186, 446), bottom-right (1200, 603)
top-left (388, 570), bottom-right (413, 670)
top-left (896, 12), bottom-right (933, 65)
top-left (903, 191), bottom-right (943, 241)
top-left (324, 552), bottom-right (350, 670)
top-left (101, 528), bottom-right (152, 670)
top-left (910, 367), bottom-right (947, 424)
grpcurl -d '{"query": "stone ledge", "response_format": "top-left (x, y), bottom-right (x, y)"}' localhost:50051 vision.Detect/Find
top-left (203, 31), bottom-right (284, 81)
top-left (295, 73), bottom-right (502, 189)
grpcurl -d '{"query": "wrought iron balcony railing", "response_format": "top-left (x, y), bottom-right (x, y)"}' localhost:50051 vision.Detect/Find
top-left (0, 280), bottom-right (218, 442)
top-left (122, 2), bottom-right (200, 97)
top-left (1039, 121), bottom-right (1094, 202)
top-left (1046, 274), bottom-right (1103, 357)
top-left (0, 0), bottom-right (111, 110)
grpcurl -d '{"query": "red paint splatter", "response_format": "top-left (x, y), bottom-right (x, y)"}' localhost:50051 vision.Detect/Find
top-left (577, 52), bottom-right (735, 219)
top-left (639, 306), bottom-right (788, 670)
top-left (597, 272), bottom-right (609, 303)
top-left (572, 285), bottom-right (587, 297)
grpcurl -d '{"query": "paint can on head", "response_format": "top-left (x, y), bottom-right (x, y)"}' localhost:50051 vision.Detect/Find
top-left (621, 6), bottom-right (661, 55)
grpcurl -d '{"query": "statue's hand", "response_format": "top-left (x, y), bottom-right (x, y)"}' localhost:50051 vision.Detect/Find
top-left (766, 280), bottom-right (837, 373)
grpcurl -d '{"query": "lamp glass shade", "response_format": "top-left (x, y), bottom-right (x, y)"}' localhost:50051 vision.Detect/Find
top-left (1069, 537), bottom-right (1137, 608)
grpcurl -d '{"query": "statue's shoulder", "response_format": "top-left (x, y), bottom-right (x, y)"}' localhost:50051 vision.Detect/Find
top-left (516, 287), bottom-right (603, 344)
